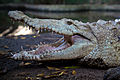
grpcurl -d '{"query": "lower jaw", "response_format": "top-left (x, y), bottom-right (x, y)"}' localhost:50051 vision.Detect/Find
top-left (12, 34), bottom-right (92, 60)
top-left (23, 34), bottom-right (91, 55)
top-left (29, 39), bottom-right (71, 55)
top-left (12, 39), bottom-right (94, 61)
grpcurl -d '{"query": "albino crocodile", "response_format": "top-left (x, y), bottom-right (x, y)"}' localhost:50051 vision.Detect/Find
top-left (8, 11), bottom-right (120, 67)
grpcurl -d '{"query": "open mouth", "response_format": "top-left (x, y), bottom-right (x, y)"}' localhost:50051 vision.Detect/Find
top-left (30, 32), bottom-right (91, 55)
top-left (11, 28), bottom-right (92, 60)
top-left (8, 11), bottom-right (96, 61)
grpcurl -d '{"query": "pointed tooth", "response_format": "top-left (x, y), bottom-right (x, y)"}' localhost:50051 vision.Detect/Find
top-left (57, 51), bottom-right (61, 53)
top-left (41, 29), bottom-right (43, 32)
top-left (29, 56), bottom-right (32, 60)
top-left (34, 55), bottom-right (36, 59)
top-left (21, 46), bottom-right (24, 50)
top-left (34, 55), bottom-right (37, 60)
top-left (36, 55), bottom-right (40, 60)
top-left (29, 55), bottom-right (33, 60)
top-left (31, 28), bottom-right (34, 32)
top-left (17, 56), bottom-right (21, 59)
top-left (43, 42), bottom-right (46, 44)
top-left (10, 53), bottom-right (13, 56)
top-left (37, 56), bottom-right (40, 60)
top-left (43, 24), bottom-right (47, 28)
top-left (36, 30), bottom-right (40, 34)
top-left (31, 56), bottom-right (34, 59)
top-left (28, 26), bottom-right (29, 29)
top-left (40, 42), bottom-right (42, 45)
top-left (14, 56), bottom-right (17, 60)
top-left (37, 44), bottom-right (40, 46)
top-left (41, 55), bottom-right (44, 58)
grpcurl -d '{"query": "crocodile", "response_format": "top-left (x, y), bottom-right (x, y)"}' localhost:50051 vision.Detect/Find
top-left (8, 11), bottom-right (120, 68)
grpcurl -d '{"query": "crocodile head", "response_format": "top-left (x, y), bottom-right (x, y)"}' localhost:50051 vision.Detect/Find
top-left (8, 11), bottom-right (120, 67)
top-left (8, 11), bottom-right (96, 61)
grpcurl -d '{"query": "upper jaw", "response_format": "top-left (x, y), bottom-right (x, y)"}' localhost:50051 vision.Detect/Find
top-left (8, 11), bottom-right (96, 61)
top-left (8, 11), bottom-right (75, 35)
top-left (8, 11), bottom-right (97, 44)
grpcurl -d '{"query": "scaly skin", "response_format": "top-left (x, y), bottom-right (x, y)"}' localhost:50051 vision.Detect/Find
top-left (8, 11), bottom-right (120, 67)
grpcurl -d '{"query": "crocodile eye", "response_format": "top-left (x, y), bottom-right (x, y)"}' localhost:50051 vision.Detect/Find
top-left (67, 21), bottom-right (73, 25)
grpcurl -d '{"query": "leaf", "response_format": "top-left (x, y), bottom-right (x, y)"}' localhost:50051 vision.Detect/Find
top-left (4, 45), bottom-right (9, 49)
top-left (55, 68), bottom-right (61, 70)
top-left (58, 71), bottom-right (65, 76)
top-left (38, 70), bottom-right (67, 79)
top-left (36, 77), bottom-right (41, 80)
top-left (36, 73), bottom-right (44, 77)
top-left (47, 66), bottom-right (54, 70)
top-left (72, 70), bottom-right (76, 75)
top-left (20, 37), bottom-right (26, 39)
top-left (24, 62), bottom-right (31, 65)
top-left (64, 66), bottom-right (80, 69)
top-left (47, 66), bottom-right (60, 70)
top-left (33, 36), bottom-right (36, 38)
top-left (52, 71), bottom-right (61, 74)
top-left (25, 77), bottom-right (33, 80)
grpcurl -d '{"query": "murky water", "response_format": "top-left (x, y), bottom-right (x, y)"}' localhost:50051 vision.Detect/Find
top-left (0, 10), bottom-right (120, 36)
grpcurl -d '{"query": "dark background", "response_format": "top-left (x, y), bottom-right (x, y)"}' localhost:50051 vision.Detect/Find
top-left (0, 0), bottom-right (120, 4)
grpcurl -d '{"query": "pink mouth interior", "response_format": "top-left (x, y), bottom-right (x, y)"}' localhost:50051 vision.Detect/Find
top-left (31, 35), bottom-right (89, 54)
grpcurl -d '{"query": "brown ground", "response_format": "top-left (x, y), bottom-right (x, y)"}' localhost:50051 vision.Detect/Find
top-left (0, 33), bottom-right (106, 80)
